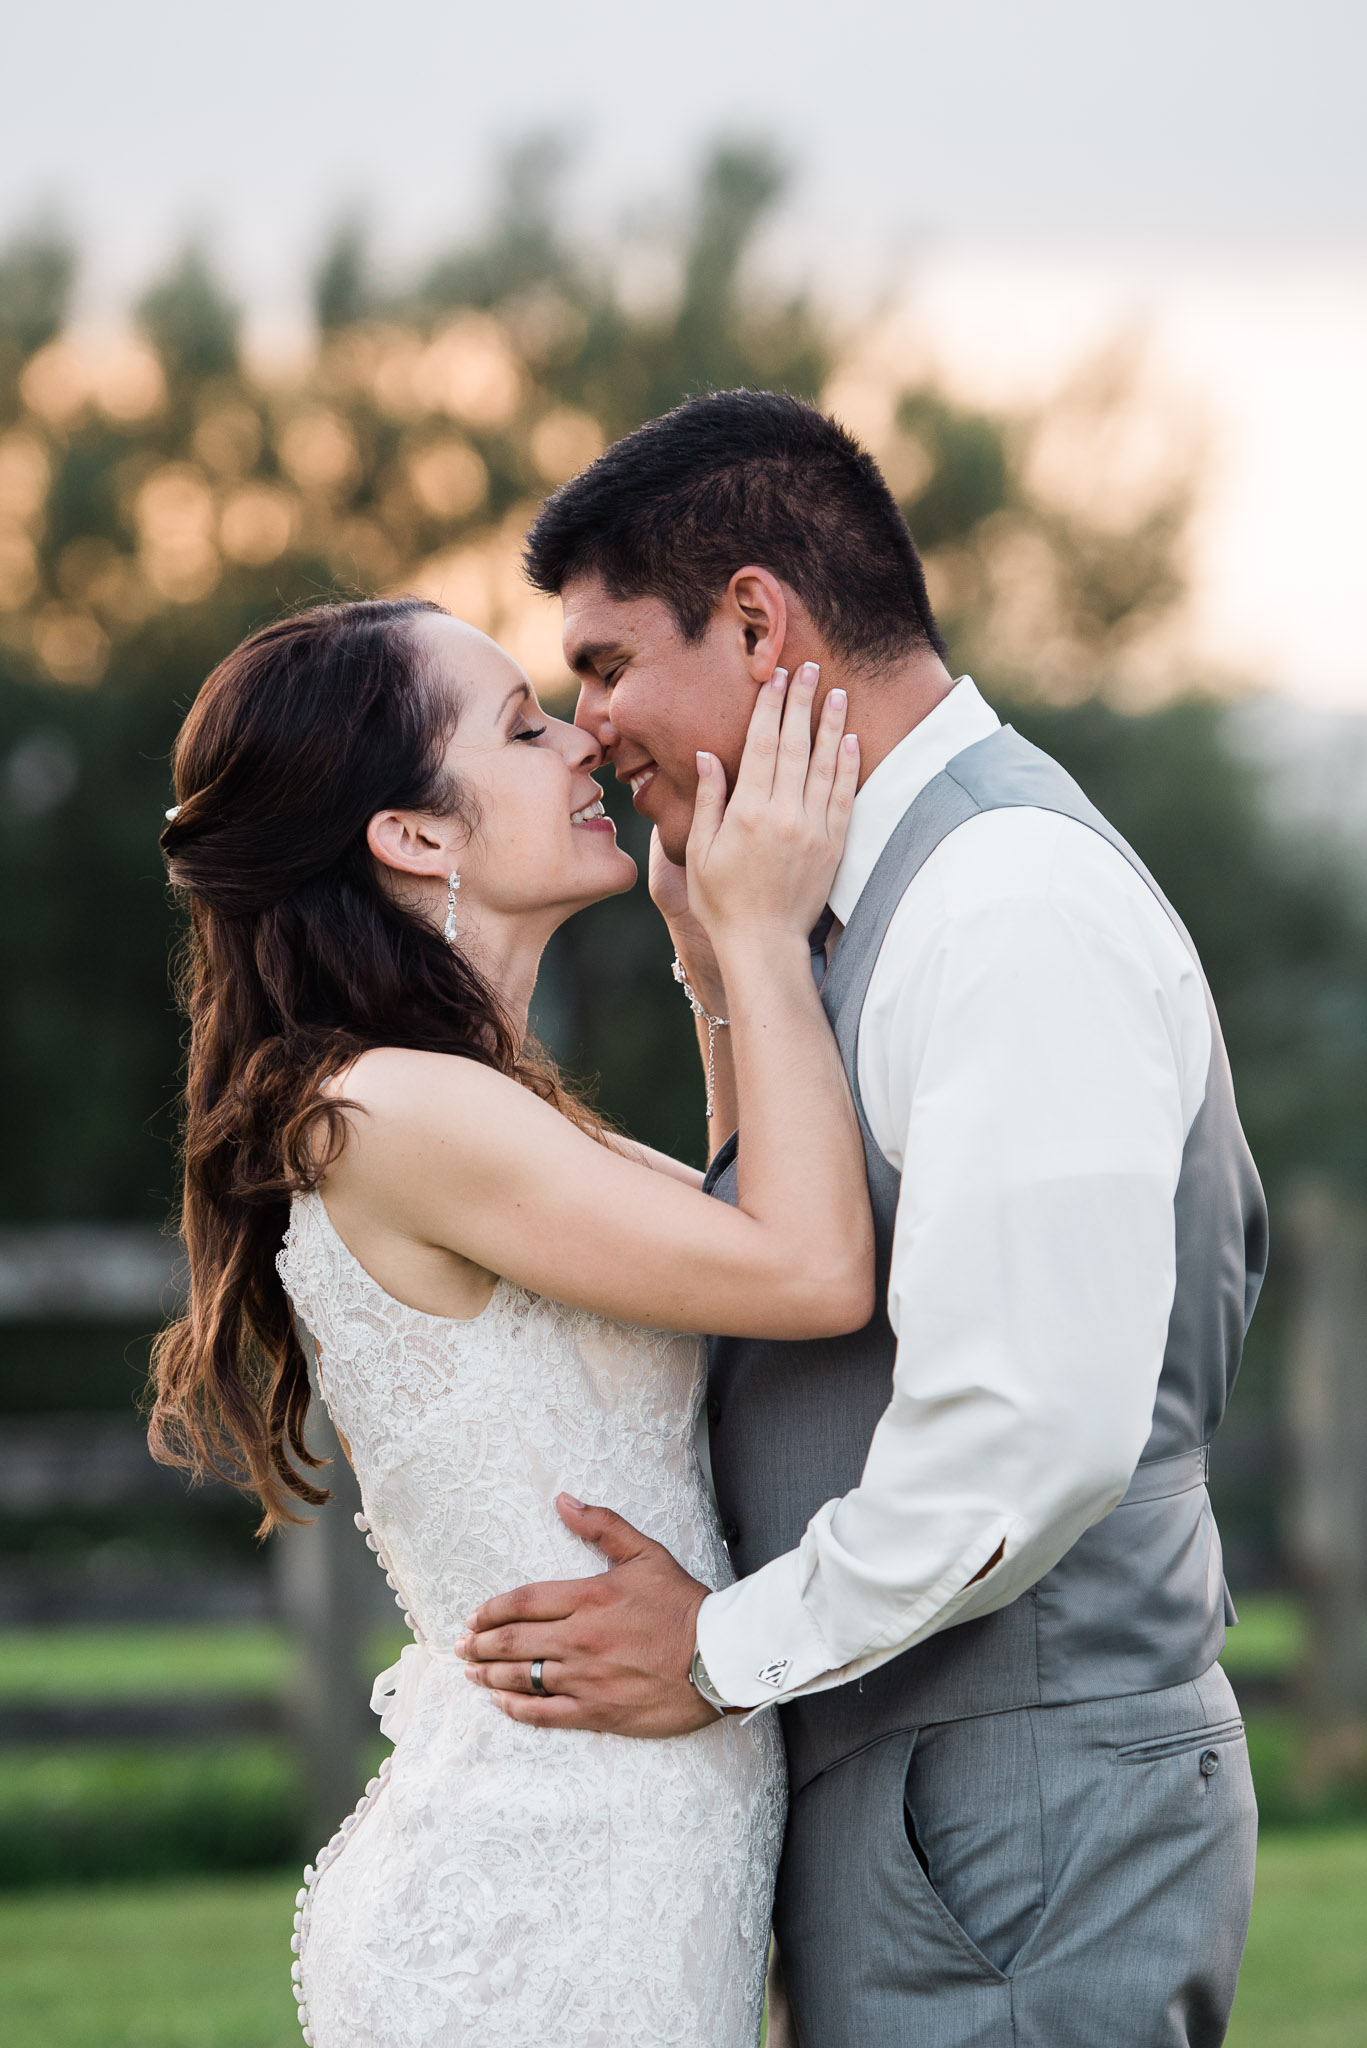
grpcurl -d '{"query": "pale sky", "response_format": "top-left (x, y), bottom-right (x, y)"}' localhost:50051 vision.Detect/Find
top-left (4, 0), bottom-right (1365, 707)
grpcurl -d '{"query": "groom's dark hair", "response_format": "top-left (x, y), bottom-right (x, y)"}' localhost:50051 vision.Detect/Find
top-left (524, 389), bottom-right (948, 668)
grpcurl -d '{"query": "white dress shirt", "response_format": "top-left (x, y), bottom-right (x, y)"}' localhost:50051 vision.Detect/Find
top-left (695, 679), bottom-right (1213, 1711)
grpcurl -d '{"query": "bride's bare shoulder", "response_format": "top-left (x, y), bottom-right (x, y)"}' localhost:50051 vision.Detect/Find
top-left (321, 1047), bottom-right (549, 1165)
top-left (326, 1046), bottom-right (521, 1109)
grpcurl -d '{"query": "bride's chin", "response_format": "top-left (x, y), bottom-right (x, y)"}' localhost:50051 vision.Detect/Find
top-left (598, 850), bottom-right (638, 898)
top-left (560, 848), bottom-right (638, 909)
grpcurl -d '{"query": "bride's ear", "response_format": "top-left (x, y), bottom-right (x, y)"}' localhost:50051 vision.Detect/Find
top-left (366, 809), bottom-right (454, 879)
top-left (727, 567), bottom-right (789, 682)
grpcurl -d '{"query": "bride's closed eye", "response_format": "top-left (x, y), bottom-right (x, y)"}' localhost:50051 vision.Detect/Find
top-left (513, 724), bottom-right (548, 743)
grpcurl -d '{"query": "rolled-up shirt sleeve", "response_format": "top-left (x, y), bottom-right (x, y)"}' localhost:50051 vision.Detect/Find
top-left (696, 811), bottom-right (1210, 1711)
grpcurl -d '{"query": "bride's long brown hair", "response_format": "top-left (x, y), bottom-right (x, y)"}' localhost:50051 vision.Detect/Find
top-left (150, 597), bottom-right (593, 1529)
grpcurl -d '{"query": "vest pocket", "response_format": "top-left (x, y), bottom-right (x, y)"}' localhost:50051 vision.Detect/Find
top-left (1115, 1716), bottom-right (1244, 1765)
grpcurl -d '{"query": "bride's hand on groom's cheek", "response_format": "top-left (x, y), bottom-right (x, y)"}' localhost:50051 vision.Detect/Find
top-left (454, 1495), bottom-right (720, 1738)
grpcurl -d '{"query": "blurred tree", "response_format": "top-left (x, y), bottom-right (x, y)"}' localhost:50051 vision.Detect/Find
top-left (0, 217), bottom-right (76, 368)
top-left (314, 216), bottom-right (374, 333)
top-left (137, 242), bottom-right (240, 382)
top-left (420, 136), bottom-right (580, 311)
top-left (889, 339), bottom-right (1198, 701)
top-left (632, 143), bottom-right (828, 429)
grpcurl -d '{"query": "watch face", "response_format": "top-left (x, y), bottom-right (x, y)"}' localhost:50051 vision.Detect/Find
top-left (691, 1650), bottom-right (725, 1709)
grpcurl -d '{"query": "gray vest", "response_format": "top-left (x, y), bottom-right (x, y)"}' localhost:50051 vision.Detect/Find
top-left (703, 726), bottom-right (1268, 1793)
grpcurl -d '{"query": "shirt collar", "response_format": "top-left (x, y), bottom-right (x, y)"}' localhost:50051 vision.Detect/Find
top-left (827, 677), bottom-right (1001, 923)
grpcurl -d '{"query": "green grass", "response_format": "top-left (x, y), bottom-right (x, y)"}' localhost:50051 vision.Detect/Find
top-left (0, 1831), bottom-right (1361, 2047)
top-left (1221, 1596), bottom-right (1309, 1677)
top-left (0, 1872), bottom-right (301, 2048)
top-left (0, 1624), bottom-right (410, 1702)
top-left (1227, 1830), bottom-right (1367, 2048)
top-left (0, 1625), bottom-right (408, 1885)
top-left (0, 1627), bottom-right (293, 1702)
top-left (0, 1745), bottom-right (303, 1888)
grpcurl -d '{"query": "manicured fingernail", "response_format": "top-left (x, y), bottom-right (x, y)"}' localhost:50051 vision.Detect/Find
top-left (843, 733), bottom-right (860, 754)
top-left (696, 752), bottom-right (711, 776)
top-left (800, 662), bottom-right (820, 684)
top-left (829, 688), bottom-right (847, 710)
top-left (770, 670), bottom-right (788, 691)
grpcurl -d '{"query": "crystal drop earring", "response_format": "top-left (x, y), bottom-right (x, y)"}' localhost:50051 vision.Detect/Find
top-left (443, 870), bottom-right (461, 948)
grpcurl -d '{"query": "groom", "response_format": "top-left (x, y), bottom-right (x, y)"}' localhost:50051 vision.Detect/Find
top-left (460, 391), bottom-right (1264, 2046)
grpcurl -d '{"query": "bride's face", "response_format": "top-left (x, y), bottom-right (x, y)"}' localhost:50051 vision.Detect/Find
top-left (404, 613), bottom-right (636, 931)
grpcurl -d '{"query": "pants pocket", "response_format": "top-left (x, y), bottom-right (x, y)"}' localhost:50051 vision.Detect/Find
top-left (1115, 1717), bottom-right (1245, 1765)
top-left (901, 1719), bottom-right (1044, 1977)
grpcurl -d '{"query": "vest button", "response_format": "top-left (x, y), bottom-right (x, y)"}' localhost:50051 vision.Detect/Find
top-left (724, 1521), bottom-right (741, 1546)
top-left (707, 1397), bottom-right (721, 1425)
top-left (1199, 1749), bottom-right (1220, 1777)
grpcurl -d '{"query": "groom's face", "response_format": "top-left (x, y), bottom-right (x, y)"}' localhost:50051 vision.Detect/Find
top-left (565, 574), bottom-right (759, 865)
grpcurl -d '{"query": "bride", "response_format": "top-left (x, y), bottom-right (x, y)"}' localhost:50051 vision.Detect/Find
top-left (150, 596), bottom-right (870, 2048)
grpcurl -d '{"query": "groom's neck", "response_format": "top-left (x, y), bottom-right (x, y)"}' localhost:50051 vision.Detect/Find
top-left (828, 644), bottom-right (958, 788)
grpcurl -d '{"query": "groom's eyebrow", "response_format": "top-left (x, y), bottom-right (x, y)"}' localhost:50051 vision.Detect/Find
top-left (566, 638), bottom-right (625, 677)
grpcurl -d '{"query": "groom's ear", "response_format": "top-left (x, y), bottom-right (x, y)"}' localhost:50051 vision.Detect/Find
top-left (726, 567), bottom-right (790, 681)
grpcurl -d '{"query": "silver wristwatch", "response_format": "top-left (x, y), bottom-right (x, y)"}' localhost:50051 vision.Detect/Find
top-left (689, 1646), bottom-right (731, 1714)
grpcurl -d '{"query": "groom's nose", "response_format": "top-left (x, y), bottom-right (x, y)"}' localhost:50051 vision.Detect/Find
top-left (574, 678), bottom-right (617, 754)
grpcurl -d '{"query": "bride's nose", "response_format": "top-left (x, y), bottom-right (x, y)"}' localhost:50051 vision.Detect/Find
top-left (554, 717), bottom-right (604, 773)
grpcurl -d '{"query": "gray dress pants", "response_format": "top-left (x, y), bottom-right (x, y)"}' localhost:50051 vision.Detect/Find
top-left (774, 1662), bottom-right (1257, 2048)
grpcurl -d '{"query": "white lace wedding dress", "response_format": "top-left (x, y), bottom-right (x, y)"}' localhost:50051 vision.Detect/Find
top-left (278, 1189), bottom-right (786, 2048)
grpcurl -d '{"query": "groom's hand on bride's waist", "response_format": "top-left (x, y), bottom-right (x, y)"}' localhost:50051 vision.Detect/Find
top-left (454, 1494), bottom-right (721, 1737)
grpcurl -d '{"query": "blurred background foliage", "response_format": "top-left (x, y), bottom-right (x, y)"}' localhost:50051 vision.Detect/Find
top-left (3, 138), bottom-right (1366, 1227)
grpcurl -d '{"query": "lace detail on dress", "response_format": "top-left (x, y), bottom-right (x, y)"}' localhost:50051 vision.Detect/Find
top-left (277, 1190), bottom-right (786, 2048)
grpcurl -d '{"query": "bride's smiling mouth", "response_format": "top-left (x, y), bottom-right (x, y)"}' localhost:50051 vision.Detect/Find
top-left (570, 793), bottom-right (616, 832)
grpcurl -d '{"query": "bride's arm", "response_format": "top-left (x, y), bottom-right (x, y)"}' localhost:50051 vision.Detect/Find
top-left (599, 1133), bottom-right (704, 1188)
top-left (325, 671), bottom-right (871, 1341)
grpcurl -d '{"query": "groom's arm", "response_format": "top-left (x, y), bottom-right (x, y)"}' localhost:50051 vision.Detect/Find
top-left (461, 811), bottom-right (1205, 1729)
top-left (693, 811), bottom-right (1206, 1708)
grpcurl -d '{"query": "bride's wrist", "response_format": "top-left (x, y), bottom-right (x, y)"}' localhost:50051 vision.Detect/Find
top-left (708, 926), bottom-right (812, 989)
top-left (668, 936), bottom-right (727, 1013)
